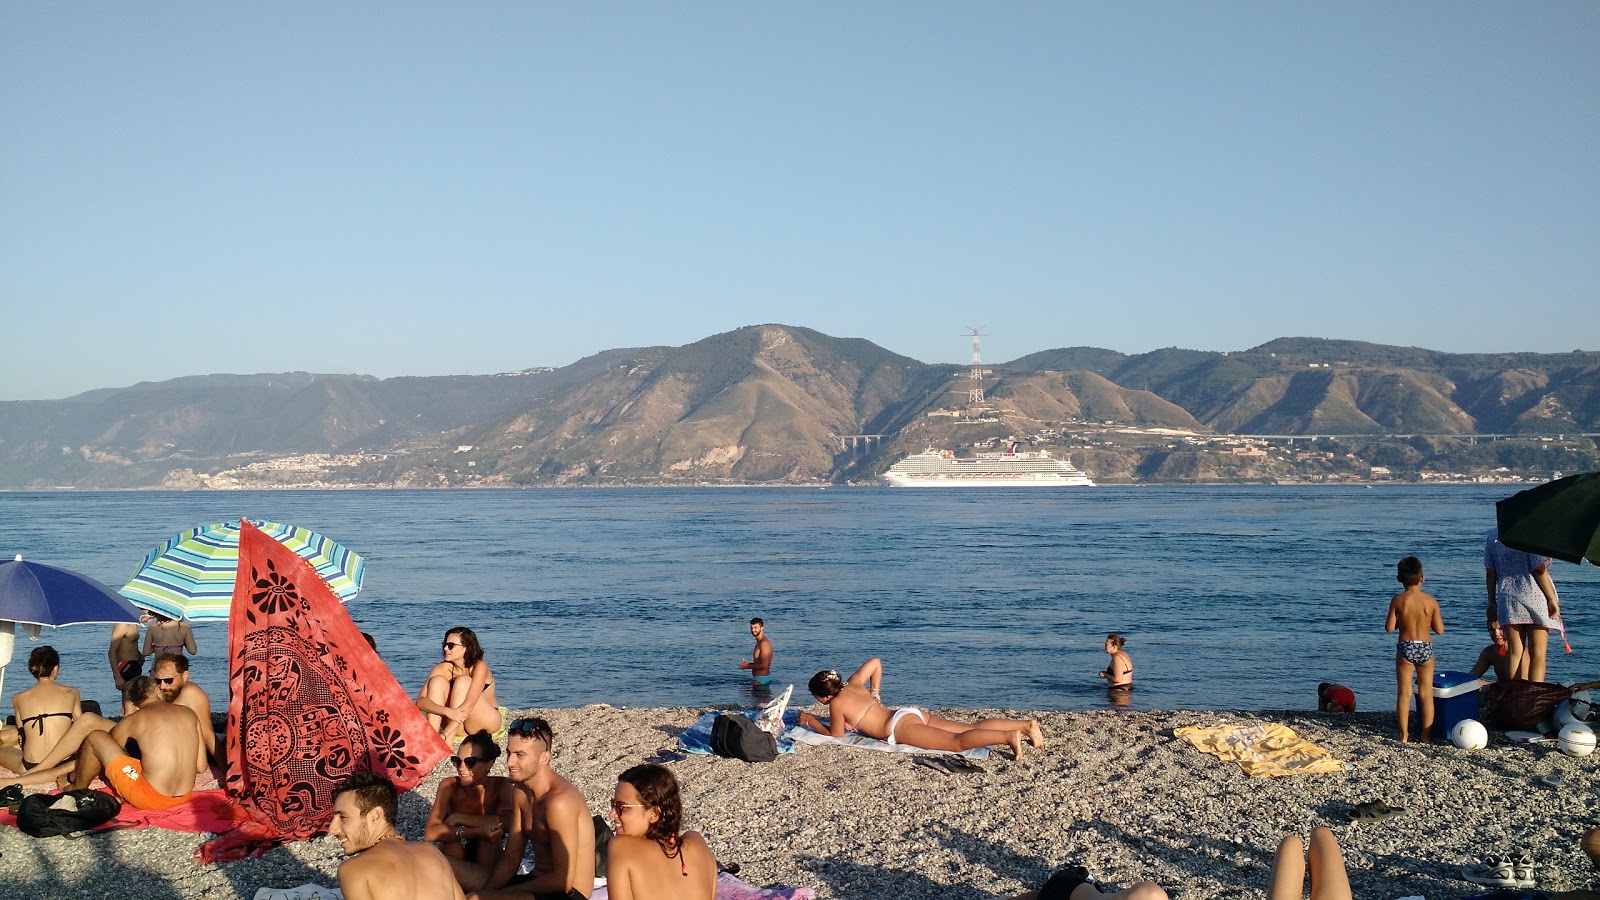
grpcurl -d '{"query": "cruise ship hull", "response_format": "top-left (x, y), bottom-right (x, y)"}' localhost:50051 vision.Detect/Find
top-left (881, 447), bottom-right (1095, 488)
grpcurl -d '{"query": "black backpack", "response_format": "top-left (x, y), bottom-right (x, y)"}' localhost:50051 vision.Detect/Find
top-left (709, 713), bottom-right (778, 763)
top-left (15, 789), bottom-right (122, 838)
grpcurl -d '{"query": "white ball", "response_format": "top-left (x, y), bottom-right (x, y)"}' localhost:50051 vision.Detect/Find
top-left (1558, 722), bottom-right (1596, 758)
top-left (1451, 719), bottom-right (1489, 751)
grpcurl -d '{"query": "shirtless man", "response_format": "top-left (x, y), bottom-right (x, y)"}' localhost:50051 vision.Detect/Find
top-left (330, 772), bottom-right (466, 900)
top-left (470, 717), bottom-right (595, 900)
top-left (1385, 555), bottom-right (1445, 743)
top-left (55, 676), bottom-right (206, 808)
top-left (109, 615), bottom-right (147, 692)
top-left (738, 618), bottom-right (773, 686)
top-left (151, 653), bottom-right (218, 761)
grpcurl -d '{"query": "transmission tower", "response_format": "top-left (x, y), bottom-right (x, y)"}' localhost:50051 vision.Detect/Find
top-left (965, 326), bottom-right (987, 415)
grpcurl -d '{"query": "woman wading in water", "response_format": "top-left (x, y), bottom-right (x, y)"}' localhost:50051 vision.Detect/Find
top-left (797, 658), bottom-right (1044, 759)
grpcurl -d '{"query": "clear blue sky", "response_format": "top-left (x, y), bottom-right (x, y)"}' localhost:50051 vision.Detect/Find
top-left (4, 3), bottom-right (1596, 401)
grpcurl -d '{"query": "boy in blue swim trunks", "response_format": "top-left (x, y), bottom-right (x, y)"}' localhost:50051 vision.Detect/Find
top-left (1385, 555), bottom-right (1445, 743)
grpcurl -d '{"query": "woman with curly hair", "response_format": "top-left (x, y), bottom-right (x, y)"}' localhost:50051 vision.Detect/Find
top-left (417, 627), bottom-right (502, 745)
top-left (797, 658), bottom-right (1044, 759)
top-left (605, 764), bottom-right (715, 900)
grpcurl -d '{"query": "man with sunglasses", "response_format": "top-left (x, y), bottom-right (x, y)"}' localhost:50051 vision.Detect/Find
top-left (469, 717), bottom-right (595, 900)
top-left (151, 653), bottom-right (217, 762)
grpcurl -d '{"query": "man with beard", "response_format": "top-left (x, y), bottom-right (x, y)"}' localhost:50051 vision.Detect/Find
top-left (41, 676), bottom-right (207, 808)
top-left (469, 717), bottom-right (594, 900)
top-left (150, 653), bottom-right (217, 761)
top-left (329, 773), bottom-right (465, 900)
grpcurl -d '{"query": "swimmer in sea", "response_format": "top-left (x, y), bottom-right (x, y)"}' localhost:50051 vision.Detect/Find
top-left (1098, 634), bottom-right (1133, 688)
top-left (795, 658), bottom-right (1044, 760)
top-left (738, 617), bottom-right (773, 686)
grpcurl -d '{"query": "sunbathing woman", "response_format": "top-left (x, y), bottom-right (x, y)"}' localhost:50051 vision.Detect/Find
top-left (605, 763), bottom-right (716, 900)
top-left (797, 658), bottom-right (1044, 760)
top-left (0, 646), bottom-right (82, 788)
top-left (417, 627), bottom-right (502, 745)
top-left (424, 730), bottom-right (514, 879)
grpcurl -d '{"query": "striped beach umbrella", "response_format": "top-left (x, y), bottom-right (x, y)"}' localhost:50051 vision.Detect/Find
top-left (120, 520), bottom-right (365, 621)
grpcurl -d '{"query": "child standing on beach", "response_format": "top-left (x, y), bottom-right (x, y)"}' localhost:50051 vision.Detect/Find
top-left (1385, 555), bottom-right (1445, 743)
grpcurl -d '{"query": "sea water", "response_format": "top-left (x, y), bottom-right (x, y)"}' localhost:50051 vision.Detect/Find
top-left (1, 486), bottom-right (1593, 719)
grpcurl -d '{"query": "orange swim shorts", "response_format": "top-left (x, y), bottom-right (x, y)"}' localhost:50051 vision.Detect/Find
top-left (103, 755), bottom-right (191, 810)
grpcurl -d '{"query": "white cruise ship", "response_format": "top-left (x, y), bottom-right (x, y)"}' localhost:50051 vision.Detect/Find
top-left (881, 443), bottom-right (1096, 487)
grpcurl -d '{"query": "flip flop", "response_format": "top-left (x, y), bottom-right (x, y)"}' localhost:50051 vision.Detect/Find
top-left (914, 756), bottom-right (953, 776)
top-left (1540, 772), bottom-right (1565, 788)
top-left (942, 756), bottom-right (985, 774)
top-left (1349, 800), bottom-right (1406, 823)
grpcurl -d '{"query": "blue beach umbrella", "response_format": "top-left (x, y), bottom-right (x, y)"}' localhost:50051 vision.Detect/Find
top-left (0, 555), bottom-right (145, 628)
top-left (120, 520), bottom-right (365, 622)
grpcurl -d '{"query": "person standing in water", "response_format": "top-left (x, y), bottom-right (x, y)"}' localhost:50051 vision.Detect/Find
top-left (1098, 634), bottom-right (1133, 688)
top-left (738, 618), bottom-right (773, 686)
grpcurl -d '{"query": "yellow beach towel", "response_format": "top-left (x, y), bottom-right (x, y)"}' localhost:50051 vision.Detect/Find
top-left (1175, 723), bottom-right (1347, 777)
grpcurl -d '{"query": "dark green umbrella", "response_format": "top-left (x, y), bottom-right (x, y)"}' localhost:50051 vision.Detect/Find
top-left (1496, 472), bottom-right (1600, 565)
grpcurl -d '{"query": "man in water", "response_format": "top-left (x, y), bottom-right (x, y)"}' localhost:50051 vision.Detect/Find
top-left (151, 653), bottom-right (218, 762)
top-left (739, 617), bottom-right (774, 686)
top-left (57, 675), bottom-right (205, 809)
top-left (469, 717), bottom-right (595, 900)
top-left (330, 772), bottom-right (466, 900)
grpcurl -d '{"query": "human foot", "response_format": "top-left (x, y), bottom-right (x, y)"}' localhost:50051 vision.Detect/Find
top-left (1008, 730), bottom-right (1025, 761)
top-left (1029, 720), bottom-right (1046, 750)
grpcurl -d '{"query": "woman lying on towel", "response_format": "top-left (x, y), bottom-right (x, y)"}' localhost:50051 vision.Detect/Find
top-left (604, 763), bottom-right (716, 900)
top-left (797, 659), bottom-right (1044, 760)
top-left (417, 627), bottom-right (503, 745)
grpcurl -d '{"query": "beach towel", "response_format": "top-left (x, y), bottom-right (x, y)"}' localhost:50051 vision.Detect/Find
top-left (1175, 723), bottom-right (1346, 777)
top-left (0, 787), bottom-right (249, 836)
top-left (680, 710), bottom-right (798, 755)
top-left (198, 523), bottom-right (449, 862)
top-left (782, 724), bottom-right (990, 760)
top-left (590, 873), bottom-right (815, 900)
top-left (252, 887), bottom-right (343, 900)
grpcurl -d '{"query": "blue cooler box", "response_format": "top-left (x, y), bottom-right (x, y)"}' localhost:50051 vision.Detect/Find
top-left (1429, 670), bottom-right (1483, 736)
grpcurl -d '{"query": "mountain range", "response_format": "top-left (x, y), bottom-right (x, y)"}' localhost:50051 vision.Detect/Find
top-left (2, 325), bottom-right (1596, 489)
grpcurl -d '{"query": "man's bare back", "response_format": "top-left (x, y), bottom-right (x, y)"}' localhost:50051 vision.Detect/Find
top-left (111, 701), bottom-right (205, 797)
top-left (341, 838), bottom-right (466, 900)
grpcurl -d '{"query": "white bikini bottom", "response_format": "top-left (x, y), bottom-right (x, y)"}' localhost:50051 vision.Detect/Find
top-left (886, 706), bottom-right (926, 746)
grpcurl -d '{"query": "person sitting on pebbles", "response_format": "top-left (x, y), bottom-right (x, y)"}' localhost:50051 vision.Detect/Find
top-left (796, 658), bottom-right (1044, 760)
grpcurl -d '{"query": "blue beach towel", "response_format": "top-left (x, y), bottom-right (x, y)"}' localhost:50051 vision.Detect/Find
top-left (679, 710), bottom-right (800, 755)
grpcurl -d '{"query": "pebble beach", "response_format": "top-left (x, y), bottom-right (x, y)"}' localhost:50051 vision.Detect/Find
top-left (1, 705), bottom-right (1594, 899)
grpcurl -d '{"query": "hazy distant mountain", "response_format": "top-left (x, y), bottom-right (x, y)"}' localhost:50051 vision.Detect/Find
top-left (0, 326), bottom-right (1595, 489)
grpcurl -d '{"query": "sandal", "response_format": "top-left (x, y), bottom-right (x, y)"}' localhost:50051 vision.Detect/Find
top-left (943, 755), bottom-right (985, 774)
top-left (1462, 855), bottom-right (1520, 889)
top-left (913, 756), bottom-right (953, 776)
top-left (0, 784), bottom-right (22, 812)
top-left (1349, 800), bottom-right (1406, 824)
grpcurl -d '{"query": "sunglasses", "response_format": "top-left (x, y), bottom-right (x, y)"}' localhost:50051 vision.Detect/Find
top-left (156, 676), bottom-right (178, 685)
top-left (508, 718), bottom-right (552, 743)
top-left (442, 641), bottom-right (461, 650)
top-left (610, 800), bottom-right (647, 815)
top-left (451, 755), bottom-right (487, 768)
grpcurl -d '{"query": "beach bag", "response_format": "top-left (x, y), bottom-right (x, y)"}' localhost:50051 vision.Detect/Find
top-left (710, 713), bottom-right (778, 763)
top-left (1480, 679), bottom-right (1572, 731)
top-left (15, 789), bottom-right (122, 838)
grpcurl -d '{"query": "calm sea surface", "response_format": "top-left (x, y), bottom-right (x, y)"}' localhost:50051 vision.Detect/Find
top-left (2, 486), bottom-right (1594, 719)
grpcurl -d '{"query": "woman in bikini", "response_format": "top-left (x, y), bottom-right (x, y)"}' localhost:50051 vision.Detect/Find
top-left (0, 645), bottom-right (82, 787)
top-left (797, 658), bottom-right (1044, 760)
top-left (423, 729), bottom-right (514, 871)
top-left (142, 612), bottom-right (197, 658)
top-left (1099, 634), bottom-right (1133, 688)
top-left (417, 627), bottom-right (502, 745)
top-left (605, 763), bottom-right (716, 900)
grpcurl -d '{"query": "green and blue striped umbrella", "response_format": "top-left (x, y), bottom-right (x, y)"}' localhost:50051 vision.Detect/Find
top-left (120, 520), bottom-right (365, 621)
